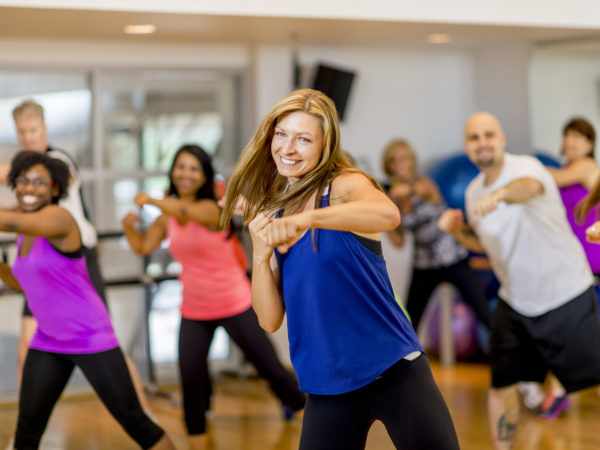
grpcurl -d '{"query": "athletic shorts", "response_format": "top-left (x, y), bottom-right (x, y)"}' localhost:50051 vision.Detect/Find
top-left (490, 286), bottom-right (600, 393)
top-left (22, 246), bottom-right (107, 317)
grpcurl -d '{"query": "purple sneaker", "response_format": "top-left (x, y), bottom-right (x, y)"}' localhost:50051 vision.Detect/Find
top-left (539, 395), bottom-right (569, 420)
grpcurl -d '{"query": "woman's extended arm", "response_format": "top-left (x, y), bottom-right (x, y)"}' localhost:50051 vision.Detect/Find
top-left (0, 262), bottom-right (22, 292)
top-left (264, 172), bottom-right (401, 253)
top-left (122, 212), bottom-right (168, 256)
top-left (248, 213), bottom-right (286, 333)
top-left (548, 158), bottom-right (600, 190)
top-left (0, 205), bottom-right (72, 238)
top-left (134, 192), bottom-right (221, 229)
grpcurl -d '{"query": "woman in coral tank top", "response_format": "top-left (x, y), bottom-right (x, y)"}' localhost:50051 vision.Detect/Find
top-left (121, 144), bottom-right (305, 450)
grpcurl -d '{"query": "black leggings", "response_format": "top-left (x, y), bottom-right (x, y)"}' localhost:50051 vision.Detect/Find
top-left (178, 307), bottom-right (306, 434)
top-left (406, 258), bottom-right (491, 330)
top-left (15, 347), bottom-right (164, 449)
top-left (299, 355), bottom-right (459, 450)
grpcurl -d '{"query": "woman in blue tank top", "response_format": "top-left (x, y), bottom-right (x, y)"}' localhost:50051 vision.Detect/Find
top-left (221, 89), bottom-right (459, 449)
top-left (0, 151), bottom-right (174, 450)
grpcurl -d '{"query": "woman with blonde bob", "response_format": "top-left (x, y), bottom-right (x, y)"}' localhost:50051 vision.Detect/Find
top-left (221, 89), bottom-right (459, 449)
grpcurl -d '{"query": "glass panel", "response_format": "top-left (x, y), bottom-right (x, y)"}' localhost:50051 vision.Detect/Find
top-left (0, 70), bottom-right (91, 167)
top-left (99, 70), bottom-right (238, 174)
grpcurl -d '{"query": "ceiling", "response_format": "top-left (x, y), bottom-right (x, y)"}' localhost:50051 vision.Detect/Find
top-left (2, 6), bottom-right (600, 48)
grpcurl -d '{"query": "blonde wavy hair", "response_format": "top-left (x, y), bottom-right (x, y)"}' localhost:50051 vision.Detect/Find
top-left (221, 89), bottom-right (380, 226)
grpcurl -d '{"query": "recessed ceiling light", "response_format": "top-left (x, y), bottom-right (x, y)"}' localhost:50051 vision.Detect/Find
top-left (124, 24), bottom-right (157, 35)
top-left (427, 33), bottom-right (452, 44)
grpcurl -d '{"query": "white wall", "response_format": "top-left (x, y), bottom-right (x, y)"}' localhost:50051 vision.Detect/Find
top-left (5, 0), bottom-right (600, 28)
top-left (253, 44), bottom-right (477, 179)
top-left (531, 47), bottom-right (600, 159)
top-left (473, 43), bottom-right (533, 154)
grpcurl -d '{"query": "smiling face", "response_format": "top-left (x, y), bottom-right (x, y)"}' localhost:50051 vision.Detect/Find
top-left (271, 111), bottom-right (324, 185)
top-left (562, 129), bottom-right (593, 163)
top-left (15, 164), bottom-right (57, 212)
top-left (14, 115), bottom-right (48, 153)
top-left (464, 113), bottom-right (506, 171)
top-left (171, 151), bottom-right (206, 199)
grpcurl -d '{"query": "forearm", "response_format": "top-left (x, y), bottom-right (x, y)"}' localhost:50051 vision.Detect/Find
top-left (452, 225), bottom-right (486, 253)
top-left (250, 259), bottom-right (285, 333)
top-left (306, 200), bottom-right (400, 234)
top-left (0, 263), bottom-right (22, 292)
top-left (387, 227), bottom-right (404, 247)
top-left (149, 197), bottom-right (220, 227)
top-left (122, 225), bottom-right (146, 255)
top-left (496, 178), bottom-right (543, 204)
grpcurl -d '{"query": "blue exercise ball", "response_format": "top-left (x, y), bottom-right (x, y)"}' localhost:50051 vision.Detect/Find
top-left (428, 153), bottom-right (479, 211)
top-left (534, 151), bottom-right (561, 168)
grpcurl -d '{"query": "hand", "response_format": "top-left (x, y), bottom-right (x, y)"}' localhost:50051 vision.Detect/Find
top-left (586, 221), bottom-right (600, 244)
top-left (437, 209), bottom-right (464, 234)
top-left (248, 212), bottom-right (276, 264)
top-left (388, 182), bottom-right (412, 201)
top-left (264, 213), bottom-right (312, 254)
top-left (412, 178), bottom-right (429, 199)
top-left (134, 192), bottom-right (152, 208)
top-left (122, 212), bottom-right (140, 229)
top-left (474, 189), bottom-right (504, 216)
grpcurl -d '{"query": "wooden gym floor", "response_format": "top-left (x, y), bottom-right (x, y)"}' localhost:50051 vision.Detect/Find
top-left (1, 361), bottom-right (600, 449)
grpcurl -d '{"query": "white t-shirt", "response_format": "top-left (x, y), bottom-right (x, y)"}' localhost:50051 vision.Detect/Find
top-left (465, 153), bottom-right (593, 316)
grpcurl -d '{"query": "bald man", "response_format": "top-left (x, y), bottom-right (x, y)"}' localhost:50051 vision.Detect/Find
top-left (438, 112), bottom-right (600, 450)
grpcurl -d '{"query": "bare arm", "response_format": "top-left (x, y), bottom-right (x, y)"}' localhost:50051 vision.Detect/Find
top-left (248, 213), bottom-right (286, 333)
top-left (548, 158), bottom-right (600, 190)
top-left (386, 227), bottom-right (405, 247)
top-left (413, 176), bottom-right (443, 204)
top-left (122, 212), bottom-right (168, 256)
top-left (135, 192), bottom-right (221, 229)
top-left (0, 262), bottom-right (22, 292)
top-left (0, 163), bottom-right (9, 185)
top-left (474, 177), bottom-right (544, 216)
top-left (265, 172), bottom-right (401, 253)
top-left (438, 208), bottom-right (486, 253)
top-left (0, 205), bottom-right (72, 238)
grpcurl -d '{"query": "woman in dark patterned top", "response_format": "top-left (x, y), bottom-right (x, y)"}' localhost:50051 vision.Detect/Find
top-left (381, 139), bottom-right (491, 330)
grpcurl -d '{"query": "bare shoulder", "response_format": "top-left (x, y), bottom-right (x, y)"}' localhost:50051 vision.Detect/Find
top-left (331, 171), bottom-right (374, 194)
top-left (330, 171), bottom-right (383, 206)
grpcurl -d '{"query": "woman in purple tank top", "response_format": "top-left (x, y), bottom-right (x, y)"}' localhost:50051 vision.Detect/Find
top-left (0, 151), bottom-right (174, 450)
top-left (537, 118), bottom-right (600, 419)
top-left (221, 89), bottom-right (459, 450)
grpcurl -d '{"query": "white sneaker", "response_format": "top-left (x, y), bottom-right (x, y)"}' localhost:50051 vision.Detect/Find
top-left (518, 382), bottom-right (545, 409)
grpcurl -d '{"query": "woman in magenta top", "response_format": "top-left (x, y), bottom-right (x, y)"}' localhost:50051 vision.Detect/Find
top-left (542, 118), bottom-right (600, 418)
top-left (0, 151), bottom-right (174, 450)
top-left (122, 144), bottom-right (305, 449)
top-left (549, 118), bottom-right (600, 271)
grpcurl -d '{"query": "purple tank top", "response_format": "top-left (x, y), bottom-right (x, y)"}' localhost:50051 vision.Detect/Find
top-left (560, 184), bottom-right (600, 274)
top-left (12, 236), bottom-right (119, 354)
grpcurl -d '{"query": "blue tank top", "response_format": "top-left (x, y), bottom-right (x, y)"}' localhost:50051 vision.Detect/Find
top-left (275, 191), bottom-right (422, 395)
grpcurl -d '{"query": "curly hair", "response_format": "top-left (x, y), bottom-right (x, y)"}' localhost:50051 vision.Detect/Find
top-left (8, 151), bottom-right (70, 204)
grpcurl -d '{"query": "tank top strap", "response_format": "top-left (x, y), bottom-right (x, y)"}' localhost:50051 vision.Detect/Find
top-left (276, 184), bottom-right (331, 218)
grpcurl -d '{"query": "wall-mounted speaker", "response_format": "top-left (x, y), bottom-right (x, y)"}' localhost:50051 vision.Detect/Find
top-left (312, 63), bottom-right (356, 121)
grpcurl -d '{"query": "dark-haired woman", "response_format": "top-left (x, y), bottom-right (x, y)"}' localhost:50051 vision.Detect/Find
top-left (0, 151), bottom-right (174, 450)
top-left (121, 144), bottom-right (305, 449)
